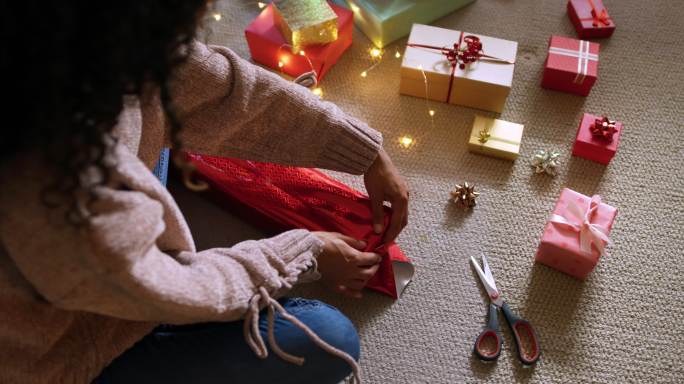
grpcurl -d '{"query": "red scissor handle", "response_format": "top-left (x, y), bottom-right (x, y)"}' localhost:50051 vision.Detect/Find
top-left (501, 302), bottom-right (541, 365)
top-left (473, 303), bottom-right (502, 361)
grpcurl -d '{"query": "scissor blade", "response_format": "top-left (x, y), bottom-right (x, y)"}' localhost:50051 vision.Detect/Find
top-left (470, 256), bottom-right (500, 301)
top-left (481, 254), bottom-right (498, 293)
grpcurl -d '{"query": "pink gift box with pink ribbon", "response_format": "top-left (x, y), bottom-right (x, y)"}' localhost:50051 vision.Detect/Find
top-left (535, 188), bottom-right (617, 280)
top-left (541, 35), bottom-right (599, 96)
top-left (567, 0), bottom-right (615, 39)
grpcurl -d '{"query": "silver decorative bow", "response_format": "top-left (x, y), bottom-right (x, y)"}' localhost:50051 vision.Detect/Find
top-left (531, 150), bottom-right (561, 176)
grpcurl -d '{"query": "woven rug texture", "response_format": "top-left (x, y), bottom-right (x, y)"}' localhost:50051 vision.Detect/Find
top-left (171, 0), bottom-right (684, 382)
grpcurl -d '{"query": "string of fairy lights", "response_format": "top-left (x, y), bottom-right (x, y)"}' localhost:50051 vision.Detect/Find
top-left (207, 1), bottom-right (423, 150)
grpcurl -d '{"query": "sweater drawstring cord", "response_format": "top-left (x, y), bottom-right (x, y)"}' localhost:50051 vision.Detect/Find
top-left (243, 287), bottom-right (361, 384)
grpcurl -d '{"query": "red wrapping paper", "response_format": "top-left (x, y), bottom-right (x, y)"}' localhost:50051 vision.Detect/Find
top-left (245, 2), bottom-right (353, 82)
top-left (184, 153), bottom-right (414, 299)
top-left (541, 35), bottom-right (599, 96)
top-left (567, 0), bottom-right (615, 39)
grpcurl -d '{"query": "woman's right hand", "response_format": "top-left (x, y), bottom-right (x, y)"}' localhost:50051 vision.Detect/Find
top-left (313, 232), bottom-right (381, 299)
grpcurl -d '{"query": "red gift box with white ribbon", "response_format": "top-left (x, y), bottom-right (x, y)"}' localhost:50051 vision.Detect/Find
top-left (541, 35), bottom-right (599, 96)
top-left (567, 0), bottom-right (615, 39)
top-left (245, 2), bottom-right (352, 83)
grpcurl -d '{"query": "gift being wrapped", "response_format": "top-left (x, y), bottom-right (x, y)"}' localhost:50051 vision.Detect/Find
top-left (245, 2), bottom-right (352, 82)
top-left (399, 24), bottom-right (517, 113)
top-left (572, 113), bottom-right (622, 165)
top-left (536, 188), bottom-right (617, 280)
top-left (183, 154), bottom-right (415, 300)
top-left (273, 0), bottom-right (338, 53)
top-left (340, 0), bottom-right (475, 48)
top-left (567, 0), bottom-right (615, 39)
top-left (541, 35), bottom-right (599, 96)
top-left (467, 115), bottom-right (524, 161)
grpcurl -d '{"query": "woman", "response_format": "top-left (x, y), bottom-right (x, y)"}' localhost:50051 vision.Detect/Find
top-left (0, 1), bottom-right (409, 383)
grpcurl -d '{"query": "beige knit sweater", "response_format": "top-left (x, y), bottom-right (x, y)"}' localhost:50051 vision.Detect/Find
top-left (0, 42), bottom-right (382, 384)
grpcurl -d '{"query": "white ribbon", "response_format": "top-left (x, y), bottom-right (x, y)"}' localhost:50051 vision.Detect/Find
top-left (548, 40), bottom-right (597, 85)
top-left (549, 195), bottom-right (612, 256)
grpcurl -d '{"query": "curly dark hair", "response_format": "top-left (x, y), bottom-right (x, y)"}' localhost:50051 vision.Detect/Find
top-left (0, 0), bottom-right (209, 222)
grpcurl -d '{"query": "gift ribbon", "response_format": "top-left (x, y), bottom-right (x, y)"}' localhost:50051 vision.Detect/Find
top-left (474, 129), bottom-right (519, 147)
top-left (276, 44), bottom-right (321, 87)
top-left (590, 116), bottom-right (618, 141)
top-left (580, 0), bottom-right (612, 27)
top-left (548, 39), bottom-right (597, 84)
top-left (408, 32), bottom-right (515, 103)
top-left (550, 195), bottom-right (612, 256)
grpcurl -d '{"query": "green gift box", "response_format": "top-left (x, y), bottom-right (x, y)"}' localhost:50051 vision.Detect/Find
top-left (340, 0), bottom-right (476, 48)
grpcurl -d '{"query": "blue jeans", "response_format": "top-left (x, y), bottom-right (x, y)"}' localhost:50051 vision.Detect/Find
top-left (95, 298), bottom-right (360, 384)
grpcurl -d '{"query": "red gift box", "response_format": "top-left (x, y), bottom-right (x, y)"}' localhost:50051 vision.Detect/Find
top-left (536, 188), bottom-right (617, 280)
top-left (567, 0), bottom-right (615, 39)
top-left (541, 35), bottom-right (599, 96)
top-left (572, 113), bottom-right (622, 165)
top-left (183, 154), bottom-right (414, 300)
top-left (245, 2), bottom-right (352, 82)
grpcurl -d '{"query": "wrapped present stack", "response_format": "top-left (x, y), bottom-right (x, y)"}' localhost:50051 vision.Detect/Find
top-left (245, 0), bottom-right (353, 82)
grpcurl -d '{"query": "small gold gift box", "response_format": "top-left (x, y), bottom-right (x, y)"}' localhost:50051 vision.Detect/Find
top-left (273, 0), bottom-right (338, 53)
top-left (468, 115), bottom-right (524, 161)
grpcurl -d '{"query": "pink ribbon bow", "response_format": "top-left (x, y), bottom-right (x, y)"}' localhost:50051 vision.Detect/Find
top-left (550, 195), bottom-right (612, 256)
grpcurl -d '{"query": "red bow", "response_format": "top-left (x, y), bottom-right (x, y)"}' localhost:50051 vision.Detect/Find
top-left (443, 35), bottom-right (484, 69)
top-left (407, 33), bottom-right (514, 103)
top-left (590, 116), bottom-right (618, 141)
top-left (588, 0), bottom-right (611, 26)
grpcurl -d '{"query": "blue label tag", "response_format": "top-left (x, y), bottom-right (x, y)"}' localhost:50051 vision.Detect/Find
top-left (152, 148), bottom-right (170, 187)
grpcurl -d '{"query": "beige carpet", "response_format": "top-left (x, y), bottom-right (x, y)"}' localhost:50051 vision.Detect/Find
top-left (171, 0), bottom-right (684, 382)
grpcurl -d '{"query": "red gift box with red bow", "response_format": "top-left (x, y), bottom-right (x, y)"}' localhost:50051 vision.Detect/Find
top-left (572, 113), bottom-right (622, 165)
top-left (245, 2), bottom-right (352, 82)
top-left (541, 35), bottom-right (599, 96)
top-left (567, 0), bottom-right (615, 39)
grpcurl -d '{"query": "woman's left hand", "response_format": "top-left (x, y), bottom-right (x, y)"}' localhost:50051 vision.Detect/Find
top-left (363, 148), bottom-right (409, 243)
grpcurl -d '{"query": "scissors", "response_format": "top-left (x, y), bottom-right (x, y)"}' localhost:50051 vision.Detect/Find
top-left (470, 254), bottom-right (541, 365)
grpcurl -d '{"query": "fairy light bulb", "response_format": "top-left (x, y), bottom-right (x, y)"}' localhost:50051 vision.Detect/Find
top-left (395, 51), bottom-right (401, 59)
top-left (299, 50), bottom-right (306, 56)
top-left (369, 48), bottom-right (382, 59)
top-left (361, 71), bottom-right (367, 78)
top-left (399, 136), bottom-right (415, 149)
top-left (212, 12), bottom-right (222, 21)
top-left (312, 87), bottom-right (323, 97)
top-left (278, 61), bottom-right (284, 68)
top-left (258, 2), bottom-right (267, 9)
top-left (429, 109), bottom-right (435, 117)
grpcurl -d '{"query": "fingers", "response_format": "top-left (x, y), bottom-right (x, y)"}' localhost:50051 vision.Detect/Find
top-left (354, 251), bottom-right (382, 266)
top-left (370, 192), bottom-right (385, 235)
top-left (336, 285), bottom-right (363, 299)
top-left (359, 263), bottom-right (380, 279)
top-left (333, 233), bottom-right (367, 250)
top-left (384, 193), bottom-right (409, 243)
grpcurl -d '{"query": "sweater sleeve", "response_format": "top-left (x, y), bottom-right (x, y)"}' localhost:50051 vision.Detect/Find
top-left (0, 154), bottom-right (322, 324)
top-left (162, 41), bottom-right (382, 175)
